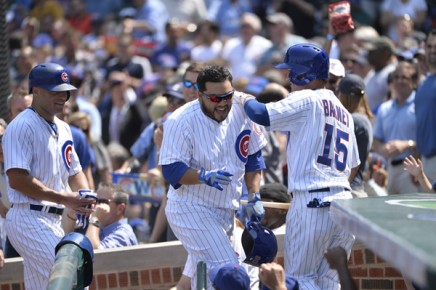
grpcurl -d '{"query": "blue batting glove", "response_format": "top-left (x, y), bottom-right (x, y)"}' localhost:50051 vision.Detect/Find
top-left (246, 192), bottom-right (265, 222)
top-left (199, 167), bottom-right (233, 191)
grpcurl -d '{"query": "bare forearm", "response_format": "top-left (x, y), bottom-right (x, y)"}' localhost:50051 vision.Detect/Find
top-left (86, 223), bottom-right (101, 249)
top-left (244, 170), bottom-right (262, 194)
top-left (68, 171), bottom-right (89, 192)
top-left (7, 169), bottom-right (67, 204)
top-left (418, 172), bottom-right (433, 193)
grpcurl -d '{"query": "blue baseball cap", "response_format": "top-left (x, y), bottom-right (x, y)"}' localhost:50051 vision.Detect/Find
top-left (209, 263), bottom-right (250, 290)
top-left (261, 274), bottom-right (299, 290)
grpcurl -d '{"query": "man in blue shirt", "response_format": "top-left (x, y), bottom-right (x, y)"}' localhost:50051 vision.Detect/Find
top-left (85, 182), bottom-right (138, 249)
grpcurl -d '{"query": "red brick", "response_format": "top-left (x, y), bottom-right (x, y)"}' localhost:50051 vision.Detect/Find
top-left (376, 256), bottom-right (386, 264)
top-left (369, 267), bottom-right (384, 277)
top-left (108, 273), bottom-right (118, 288)
top-left (354, 249), bottom-right (364, 265)
top-left (394, 279), bottom-right (407, 290)
top-left (119, 272), bottom-right (128, 287)
top-left (97, 274), bottom-right (108, 289)
top-left (151, 268), bottom-right (162, 284)
top-left (141, 270), bottom-right (151, 285)
top-left (1, 285), bottom-right (11, 290)
top-left (361, 279), bottom-right (393, 289)
top-left (349, 267), bottom-right (368, 277)
top-left (385, 267), bottom-right (402, 278)
top-left (162, 267), bottom-right (172, 283)
top-left (89, 278), bottom-right (97, 290)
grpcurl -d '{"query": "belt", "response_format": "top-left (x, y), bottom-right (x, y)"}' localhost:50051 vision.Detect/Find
top-left (390, 159), bottom-right (404, 166)
top-left (308, 187), bottom-right (351, 193)
top-left (11, 204), bottom-right (64, 215)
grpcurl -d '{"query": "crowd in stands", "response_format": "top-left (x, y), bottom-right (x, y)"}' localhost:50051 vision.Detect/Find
top-left (2, 0), bottom-right (436, 288)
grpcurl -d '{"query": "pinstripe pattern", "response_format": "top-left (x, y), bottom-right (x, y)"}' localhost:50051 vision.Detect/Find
top-left (6, 204), bottom-right (64, 290)
top-left (160, 96), bottom-right (266, 290)
top-left (3, 108), bottom-right (81, 288)
top-left (166, 200), bottom-right (239, 290)
top-left (159, 99), bottom-right (266, 209)
top-left (266, 89), bottom-right (359, 290)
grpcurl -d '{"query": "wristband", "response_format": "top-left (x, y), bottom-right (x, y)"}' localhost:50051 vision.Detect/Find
top-left (326, 34), bottom-right (335, 41)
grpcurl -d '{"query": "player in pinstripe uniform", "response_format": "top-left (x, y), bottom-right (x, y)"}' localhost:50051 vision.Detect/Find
top-left (2, 63), bottom-right (95, 290)
top-left (159, 65), bottom-right (267, 290)
top-left (237, 44), bottom-right (360, 290)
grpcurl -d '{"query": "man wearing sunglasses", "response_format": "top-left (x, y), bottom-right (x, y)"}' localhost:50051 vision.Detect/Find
top-left (159, 65), bottom-right (267, 289)
top-left (84, 182), bottom-right (138, 249)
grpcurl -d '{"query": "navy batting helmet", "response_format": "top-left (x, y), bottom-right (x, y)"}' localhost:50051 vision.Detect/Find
top-left (29, 63), bottom-right (77, 94)
top-left (275, 44), bottom-right (329, 86)
top-left (242, 221), bottom-right (278, 267)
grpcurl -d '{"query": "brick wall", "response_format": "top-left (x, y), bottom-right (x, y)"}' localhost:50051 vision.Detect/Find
top-left (0, 240), bottom-right (409, 290)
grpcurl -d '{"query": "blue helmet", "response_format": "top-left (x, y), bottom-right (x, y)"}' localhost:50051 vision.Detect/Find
top-left (242, 221), bottom-right (278, 267)
top-left (29, 62), bottom-right (77, 93)
top-left (275, 44), bottom-right (329, 86)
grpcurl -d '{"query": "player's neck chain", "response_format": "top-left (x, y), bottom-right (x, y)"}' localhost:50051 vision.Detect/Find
top-left (28, 107), bottom-right (58, 137)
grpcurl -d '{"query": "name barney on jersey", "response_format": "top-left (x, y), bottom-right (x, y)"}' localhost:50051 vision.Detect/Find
top-left (321, 99), bottom-right (350, 127)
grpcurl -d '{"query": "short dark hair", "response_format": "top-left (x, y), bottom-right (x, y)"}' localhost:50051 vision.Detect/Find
top-left (197, 65), bottom-right (233, 92)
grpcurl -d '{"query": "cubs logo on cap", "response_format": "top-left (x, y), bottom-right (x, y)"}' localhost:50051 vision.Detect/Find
top-left (61, 72), bottom-right (69, 83)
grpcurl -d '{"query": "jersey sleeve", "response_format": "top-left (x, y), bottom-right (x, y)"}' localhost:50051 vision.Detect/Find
top-left (3, 121), bottom-right (32, 172)
top-left (349, 129), bottom-right (361, 169)
top-left (159, 116), bottom-right (192, 166)
top-left (248, 122), bottom-right (267, 155)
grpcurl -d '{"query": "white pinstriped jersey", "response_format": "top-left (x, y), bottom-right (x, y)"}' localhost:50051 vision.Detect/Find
top-left (3, 108), bottom-right (82, 206)
top-left (267, 89), bottom-right (360, 192)
top-left (159, 96), bottom-right (267, 209)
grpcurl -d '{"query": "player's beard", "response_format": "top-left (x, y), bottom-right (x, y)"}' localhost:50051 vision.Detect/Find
top-left (199, 100), bottom-right (230, 123)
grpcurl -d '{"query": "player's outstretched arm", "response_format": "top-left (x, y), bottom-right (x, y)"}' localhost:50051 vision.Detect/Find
top-left (403, 156), bottom-right (434, 193)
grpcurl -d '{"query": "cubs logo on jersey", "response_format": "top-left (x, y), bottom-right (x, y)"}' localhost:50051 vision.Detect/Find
top-left (62, 140), bottom-right (73, 170)
top-left (235, 129), bottom-right (251, 162)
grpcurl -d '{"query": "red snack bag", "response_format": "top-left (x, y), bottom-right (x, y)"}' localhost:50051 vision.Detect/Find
top-left (329, 1), bottom-right (355, 34)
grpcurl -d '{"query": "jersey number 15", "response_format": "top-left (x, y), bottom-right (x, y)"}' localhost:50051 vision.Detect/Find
top-left (317, 123), bottom-right (349, 171)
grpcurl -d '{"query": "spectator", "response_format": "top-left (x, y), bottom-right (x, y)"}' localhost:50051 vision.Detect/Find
top-left (150, 21), bottom-right (192, 72)
top-left (161, 0), bottom-right (208, 24)
top-left (337, 74), bottom-right (374, 198)
top-left (326, 58), bottom-right (345, 93)
top-left (373, 61), bottom-right (419, 194)
top-left (257, 12), bottom-right (308, 75)
top-left (207, 0), bottom-right (252, 40)
top-left (67, 0), bottom-right (92, 35)
top-left (220, 13), bottom-right (272, 80)
top-left (7, 93), bottom-right (33, 122)
top-left (84, 182), bottom-right (138, 249)
top-left (415, 29), bottom-right (436, 182)
top-left (364, 36), bottom-right (397, 113)
top-left (191, 20), bottom-right (223, 64)
top-left (364, 152), bottom-right (389, 197)
top-left (123, 0), bottom-right (169, 44)
top-left (403, 155), bottom-right (436, 193)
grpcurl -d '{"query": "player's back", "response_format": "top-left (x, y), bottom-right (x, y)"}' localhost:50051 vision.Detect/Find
top-left (267, 89), bottom-right (359, 191)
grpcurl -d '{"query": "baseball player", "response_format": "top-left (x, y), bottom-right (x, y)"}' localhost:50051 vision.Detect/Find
top-left (3, 63), bottom-right (95, 290)
top-left (159, 65), bottom-right (267, 290)
top-left (237, 44), bottom-right (360, 290)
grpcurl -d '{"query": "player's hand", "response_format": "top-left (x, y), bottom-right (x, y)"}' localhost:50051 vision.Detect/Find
top-left (259, 263), bottom-right (287, 290)
top-left (233, 91), bottom-right (256, 107)
top-left (246, 192), bottom-right (265, 222)
top-left (0, 249), bottom-right (4, 269)
top-left (199, 167), bottom-right (233, 191)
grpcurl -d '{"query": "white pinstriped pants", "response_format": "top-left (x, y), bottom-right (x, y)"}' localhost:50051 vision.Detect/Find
top-left (166, 200), bottom-right (239, 290)
top-left (6, 204), bottom-right (64, 290)
top-left (285, 189), bottom-right (355, 290)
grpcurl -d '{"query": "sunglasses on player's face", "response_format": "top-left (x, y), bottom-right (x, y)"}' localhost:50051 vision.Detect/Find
top-left (201, 90), bottom-right (235, 103)
top-left (183, 80), bottom-right (199, 91)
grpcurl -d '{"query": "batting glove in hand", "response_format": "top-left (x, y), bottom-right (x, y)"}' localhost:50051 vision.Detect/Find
top-left (199, 167), bottom-right (233, 191)
top-left (76, 190), bottom-right (97, 229)
top-left (233, 91), bottom-right (256, 107)
top-left (246, 192), bottom-right (265, 222)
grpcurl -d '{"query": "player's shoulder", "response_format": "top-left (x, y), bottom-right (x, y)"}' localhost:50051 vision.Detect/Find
top-left (166, 100), bottom-right (200, 125)
top-left (7, 108), bottom-right (35, 129)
